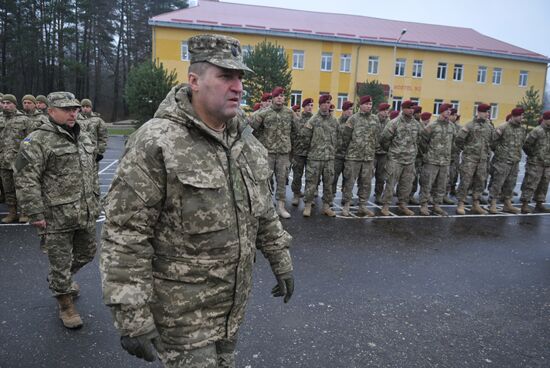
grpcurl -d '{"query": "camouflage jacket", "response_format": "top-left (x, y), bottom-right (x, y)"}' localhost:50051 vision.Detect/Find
top-left (250, 104), bottom-right (295, 154)
top-left (26, 109), bottom-right (49, 132)
top-left (0, 110), bottom-right (33, 169)
top-left (301, 111), bottom-right (338, 161)
top-left (421, 117), bottom-right (455, 166)
top-left (100, 84), bottom-right (292, 349)
top-left (380, 114), bottom-right (422, 165)
top-left (292, 111), bottom-right (312, 157)
top-left (334, 114), bottom-right (350, 160)
top-left (374, 114), bottom-right (390, 155)
top-left (492, 121), bottom-right (526, 164)
top-left (342, 111), bottom-right (379, 162)
top-left (523, 124), bottom-right (550, 166)
top-left (450, 121), bottom-right (461, 162)
top-left (455, 118), bottom-right (494, 163)
top-left (13, 119), bottom-right (99, 232)
top-left (78, 112), bottom-right (109, 155)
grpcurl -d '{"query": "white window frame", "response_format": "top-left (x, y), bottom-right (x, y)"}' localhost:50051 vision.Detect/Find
top-left (412, 60), bottom-right (423, 78)
top-left (392, 97), bottom-right (402, 111)
top-left (368, 56), bottom-right (379, 75)
top-left (181, 41), bottom-right (189, 61)
top-left (395, 58), bottom-right (406, 76)
top-left (519, 70), bottom-right (528, 87)
top-left (473, 102), bottom-right (481, 118)
top-left (490, 103), bottom-right (499, 120)
top-left (477, 66), bottom-right (487, 83)
top-left (492, 68), bottom-right (502, 85)
top-left (337, 94), bottom-right (348, 110)
top-left (437, 62), bottom-right (447, 80)
top-left (340, 54), bottom-right (351, 73)
top-left (453, 64), bottom-right (463, 81)
top-left (293, 50), bottom-right (304, 70)
top-left (290, 91), bottom-right (302, 107)
top-left (321, 52), bottom-right (333, 71)
top-left (433, 99), bottom-right (443, 115)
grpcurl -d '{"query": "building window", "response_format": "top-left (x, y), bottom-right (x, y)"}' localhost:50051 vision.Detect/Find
top-left (290, 91), bottom-right (302, 107)
top-left (395, 58), bottom-right (406, 76)
top-left (437, 62), bottom-right (447, 80)
top-left (519, 70), bottom-right (528, 87)
top-left (337, 94), bottom-right (348, 110)
top-left (490, 103), bottom-right (499, 120)
top-left (368, 56), bottom-right (379, 74)
top-left (340, 54), bottom-right (351, 73)
top-left (473, 102), bottom-right (481, 118)
top-left (451, 100), bottom-right (460, 113)
top-left (392, 97), bottom-right (402, 111)
top-left (477, 66), bottom-right (487, 83)
top-left (410, 97), bottom-right (419, 105)
top-left (492, 68), bottom-right (502, 85)
top-left (181, 41), bottom-right (189, 61)
top-left (412, 60), bottom-right (423, 78)
top-left (453, 64), bottom-right (463, 81)
top-left (321, 52), bottom-right (332, 71)
top-left (293, 50), bottom-right (304, 69)
top-left (433, 99), bottom-right (443, 115)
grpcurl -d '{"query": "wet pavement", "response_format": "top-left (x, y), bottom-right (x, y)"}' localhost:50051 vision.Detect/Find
top-left (1, 136), bottom-right (549, 367)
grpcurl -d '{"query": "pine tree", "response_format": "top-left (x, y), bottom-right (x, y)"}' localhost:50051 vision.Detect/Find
top-left (356, 80), bottom-right (387, 112)
top-left (519, 86), bottom-right (544, 129)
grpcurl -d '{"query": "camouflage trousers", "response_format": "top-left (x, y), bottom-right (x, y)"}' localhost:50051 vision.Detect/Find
top-left (342, 160), bottom-right (374, 205)
top-left (374, 153), bottom-right (387, 198)
top-left (0, 168), bottom-right (16, 206)
top-left (158, 337), bottom-right (236, 368)
top-left (410, 157), bottom-right (423, 198)
top-left (291, 155), bottom-right (307, 195)
top-left (456, 158), bottom-right (488, 202)
top-left (332, 157), bottom-right (345, 198)
top-left (520, 163), bottom-right (550, 203)
top-left (46, 226), bottom-right (97, 296)
top-left (447, 158), bottom-right (460, 192)
top-left (381, 160), bottom-right (415, 205)
top-left (267, 153), bottom-right (290, 201)
top-left (304, 159), bottom-right (334, 204)
top-left (0, 174), bottom-right (5, 201)
top-left (419, 163), bottom-right (449, 205)
top-left (488, 160), bottom-right (519, 201)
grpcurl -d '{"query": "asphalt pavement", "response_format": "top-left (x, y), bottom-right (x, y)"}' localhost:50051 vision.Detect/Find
top-left (1, 135), bottom-right (549, 368)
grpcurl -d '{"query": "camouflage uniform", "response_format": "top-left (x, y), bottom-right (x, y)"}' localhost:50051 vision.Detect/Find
top-left (520, 124), bottom-right (550, 203)
top-left (78, 111), bottom-right (109, 194)
top-left (0, 113), bottom-right (5, 202)
top-left (409, 118), bottom-right (426, 202)
top-left (291, 111), bottom-right (312, 195)
top-left (447, 120), bottom-right (461, 194)
top-left (332, 114), bottom-right (349, 198)
top-left (26, 109), bottom-right (49, 132)
top-left (301, 111), bottom-right (338, 204)
top-left (373, 113), bottom-right (389, 200)
top-left (100, 84), bottom-right (293, 365)
top-left (341, 111), bottom-right (379, 205)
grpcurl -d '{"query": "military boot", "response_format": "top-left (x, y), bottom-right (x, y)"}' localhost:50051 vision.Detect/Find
top-left (398, 203), bottom-right (414, 216)
top-left (521, 201), bottom-right (532, 214)
top-left (277, 200), bottom-right (291, 219)
top-left (408, 196), bottom-right (419, 205)
top-left (535, 201), bottom-right (550, 213)
top-left (1, 205), bottom-right (18, 224)
top-left (357, 203), bottom-right (374, 217)
top-left (321, 203), bottom-right (336, 217)
top-left (432, 205), bottom-right (448, 216)
top-left (419, 203), bottom-right (430, 216)
top-left (341, 202), bottom-right (351, 217)
top-left (456, 201), bottom-right (466, 215)
top-left (56, 294), bottom-right (83, 329)
top-left (488, 199), bottom-right (498, 214)
top-left (302, 202), bottom-right (312, 217)
top-left (18, 213), bottom-right (29, 223)
top-left (380, 204), bottom-right (391, 216)
top-left (503, 199), bottom-right (520, 214)
top-left (291, 193), bottom-right (300, 207)
top-left (442, 196), bottom-right (455, 205)
top-left (471, 200), bottom-right (488, 215)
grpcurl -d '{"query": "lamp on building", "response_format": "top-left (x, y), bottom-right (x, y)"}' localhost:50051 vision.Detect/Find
top-left (389, 28), bottom-right (407, 107)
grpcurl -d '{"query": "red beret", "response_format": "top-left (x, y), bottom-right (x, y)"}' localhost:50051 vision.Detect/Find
top-left (439, 103), bottom-right (452, 114)
top-left (401, 100), bottom-right (414, 109)
top-left (342, 101), bottom-right (354, 111)
top-left (505, 114), bottom-right (512, 121)
top-left (412, 105), bottom-right (422, 113)
top-left (302, 98), bottom-right (313, 107)
top-left (261, 92), bottom-right (272, 102)
top-left (291, 104), bottom-right (300, 112)
top-left (420, 112), bottom-right (432, 121)
top-left (378, 103), bottom-right (390, 111)
top-left (543, 111), bottom-right (550, 120)
top-left (389, 110), bottom-right (400, 119)
top-left (271, 87), bottom-right (284, 97)
top-left (511, 108), bottom-right (524, 117)
top-left (319, 94), bottom-right (332, 104)
top-left (477, 103), bottom-right (491, 113)
top-left (450, 108), bottom-right (458, 115)
top-left (359, 95), bottom-right (372, 105)
top-left (253, 102), bottom-right (261, 111)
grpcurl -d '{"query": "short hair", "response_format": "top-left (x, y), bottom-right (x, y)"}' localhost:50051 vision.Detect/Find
top-left (188, 61), bottom-right (212, 76)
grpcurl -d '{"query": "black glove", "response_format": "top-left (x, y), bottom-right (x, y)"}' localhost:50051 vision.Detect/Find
top-left (120, 329), bottom-right (159, 362)
top-left (271, 272), bottom-right (294, 303)
top-left (95, 154), bottom-right (104, 162)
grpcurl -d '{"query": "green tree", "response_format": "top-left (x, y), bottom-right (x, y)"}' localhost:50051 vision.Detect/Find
top-left (242, 41), bottom-right (292, 107)
top-left (519, 86), bottom-right (544, 129)
top-left (125, 60), bottom-right (178, 125)
top-left (356, 80), bottom-right (387, 111)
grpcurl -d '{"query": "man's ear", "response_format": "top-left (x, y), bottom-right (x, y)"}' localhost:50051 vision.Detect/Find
top-left (188, 73), bottom-right (200, 92)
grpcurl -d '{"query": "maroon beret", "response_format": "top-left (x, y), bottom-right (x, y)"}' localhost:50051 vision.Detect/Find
top-left (342, 101), bottom-right (354, 111)
top-left (450, 108), bottom-right (458, 115)
top-left (477, 103), bottom-right (491, 113)
top-left (420, 112), bottom-right (432, 121)
top-left (253, 102), bottom-right (261, 111)
top-left (378, 103), bottom-right (390, 111)
top-left (359, 95), bottom-right (372, 105)
top-left (271, 87), bottom-right (284, 97)
top-left (413, 105), bottom-right (423, 113)
top-left (439, 103), bottom-right (452, 114)
top-left (511, 107), bottom-right (524, 117)
top-left (401, 100), bottom-right (414, 109)
top-left (302, 98), bottom-right (313, 107)
top-left (319, 94), bottom-right (332, 104)
top-left (543, 111), bottom-right (550, 120)
top-left (506, 114), bottom-right (512, 121)
top-left (291, 104), bottom-right (300, 112)
top-left (261, 92), bottom-right (272, 102)
top-left (389, 110), bottom-right (400, 119)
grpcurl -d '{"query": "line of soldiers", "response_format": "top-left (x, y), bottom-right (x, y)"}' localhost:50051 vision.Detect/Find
top-left (248, 89), bottom-right (550, 217)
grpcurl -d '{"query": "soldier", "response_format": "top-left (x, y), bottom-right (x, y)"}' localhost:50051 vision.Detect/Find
top-left (444, 109), bottom-right (461, 204)
top-left (409, 108), bottom-right (428, 205)
top-left (412, 105), bottom-right (422, 122)
top-left (291, 97), bottom-right (313, 206)
top-left (14, 92), bottom-right (99, 329)
top-left (301, 94), bottom-right (338, 217)
top-left (340, 95), bottom-right (379, 217)
top-left (487, 108), bottom-right (526, 214)
top-left (250, 87), bottom-right (295, 219)
top-left (291, 104), bottom-right (300, 114)
top-left (22, 94), bottom-right (48, 132)
top-left (100, 34), bottom-right (293, 367)
top-left (36, 95), bottom-right (49, 114)
top-left (389, 110), bottom-right (399, 120)
top-left (454, 103), bottom-right (494, 215)
top-left (250, 92), bottom-right (271, 143)
top-left (418, 104), bottom-right (455, 216)
top-left (373, 102), bottom-right (391, 204)
top-left (519, 111), bottom-right (550, 213)
top-left (333, 100), bottom-right (354, 203)
top-left (260, 92), bottom-right (272, 109)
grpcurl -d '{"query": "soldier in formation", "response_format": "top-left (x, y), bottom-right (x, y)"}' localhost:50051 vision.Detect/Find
top-left (373, 102), bottom-right (391, 204)
top-left (333, 100), bottom-right (354, 202)
top-left (291, 97), bottom-right (313, 206)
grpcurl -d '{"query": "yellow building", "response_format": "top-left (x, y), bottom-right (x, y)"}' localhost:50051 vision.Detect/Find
top-left (150, 0), bottom-right (549, 122)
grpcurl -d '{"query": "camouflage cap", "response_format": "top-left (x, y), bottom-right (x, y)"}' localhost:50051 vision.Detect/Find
top-left (22, 94), bottom-right (37, 103)
top-left (2, 94), bottom-right (17, 105)
top-left (188, 34), bottom-right (253, 72)
top-left (81, 98), bottom-right (92, 107)
top-left (47, 91), bottom-right (81, 108)
top-left (36, 95), bottom-right (49, 105)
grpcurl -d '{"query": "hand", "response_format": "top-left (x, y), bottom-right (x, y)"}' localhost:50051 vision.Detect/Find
top-left (271, 272), bottom-right (294, 303)
top-left (95, 154), bottom-right (104, 162)
top-left (120, 329), bottom-right (160, 362)
top-left (32, 220), bottom-right (47, 229)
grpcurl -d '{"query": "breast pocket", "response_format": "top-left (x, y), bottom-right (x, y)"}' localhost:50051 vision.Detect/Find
top-left (51, 145), bottom-right (79, 176)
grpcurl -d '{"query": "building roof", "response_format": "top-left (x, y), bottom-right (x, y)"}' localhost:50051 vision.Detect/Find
top-left (150, 0), bottom-right (549, 64)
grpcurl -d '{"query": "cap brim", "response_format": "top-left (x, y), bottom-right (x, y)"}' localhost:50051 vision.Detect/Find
top-left (208, 59), bottom-right (254, 73)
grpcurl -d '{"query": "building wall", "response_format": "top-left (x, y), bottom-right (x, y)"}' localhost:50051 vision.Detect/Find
top-left (152, 26), bottom-right (547, 124)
